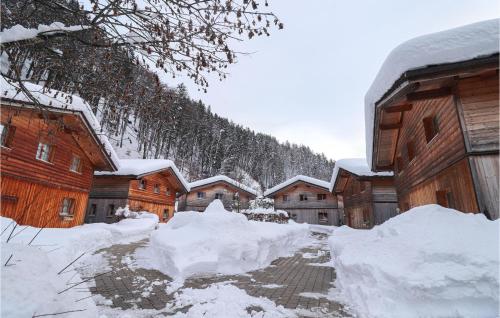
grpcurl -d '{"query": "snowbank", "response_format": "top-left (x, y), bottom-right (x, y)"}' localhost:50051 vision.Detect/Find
top-left (329, 158), bottom-right (392, 192)
top-left (329, 205), bottom-right (499, 318)
top-left (264, 175), bottom-right (330, 196)
top-left (365, 19), bottom-right (499, 166)
top-left (135, 200), bottom-right (309, 279)
top-left (240, 207), bottom-right (288, 216)
top-left (1, 214), bottom-right (159, 317)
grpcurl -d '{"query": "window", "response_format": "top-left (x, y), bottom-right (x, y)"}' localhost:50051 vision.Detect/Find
top-left (163, 209), bottom-right (169, 221)
top-left (423, 115), bottom-right (439, 143)
top-left (317, 194), bottom-right (327, 200)
top-left (318, 212), bottom-right (328, 224)
top-left (0, 124), bottom-right (15, 148)
top-left (436, 190), bottom-right (454, 209)
top-left (299, 194), bottom-right (308, 201)
top-left (36, 142), bottom-right (53, 162)
top-left (138, 179), bottom-right (147, 190)
top-left (396, 156), bottom-right (404, 173)
top-left (69, 155), bottom-right (82, 173)
top-left (282, 195), bottom-right (289, 202)
top-left (406, 140), bottom-right (416, 163)
top-left (106, 204), bottom-right (115, 217)
top-left (166, 188), bottom-right (171, 196)
top-left (215, 193), bottom-right (224, 200)
top-left (197, 192), bottom-right (205, 199)
top-left (154, 184), bottom-right (160, 194)
top-left (60, 198), bottom-right (75, 217)
top-left (88, 204), bottom-right (97, 216)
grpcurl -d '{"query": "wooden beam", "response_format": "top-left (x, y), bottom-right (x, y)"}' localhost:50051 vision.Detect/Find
top-left (406, 87), bottom-right (452, 101)
top-left (383, 103), bottom-right (412, 113)
top-left (379, 122), bottom-right (402, 130)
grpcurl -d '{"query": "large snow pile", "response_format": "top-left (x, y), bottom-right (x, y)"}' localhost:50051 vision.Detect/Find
top-left (135, 200), bottom-right (309, 280)
top-left (329, 205), bottom-right (499, 318)
top-left (365, 19), bottom-right (499, 166)
top-left (1, 214), bottom-right (158, 318)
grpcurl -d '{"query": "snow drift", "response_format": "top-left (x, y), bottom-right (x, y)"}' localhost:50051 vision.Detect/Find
top-left (329, 205), bottom-right (499, 318)
top-left (1, 214), bottom-right (159, 318)
top-left (136, 200), bottom-right (309, 279)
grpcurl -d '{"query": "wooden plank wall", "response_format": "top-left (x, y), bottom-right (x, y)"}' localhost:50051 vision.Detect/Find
top-left (457, 74), bottom-right (499, 152)
top-left (286, 208), bottom-right (340, 226)
top-left (273, 183), bottom-right (337, 210)
top-left (1, 175), bottom-right (88, 228)
top-left (128, 199), bottom-right (175, 222)
top-left (398, 158), bottom-right (478, 212)
top-left (469, 155), bottom-right (499, 219)
top-left (179, 182), bottom-right (254, 211)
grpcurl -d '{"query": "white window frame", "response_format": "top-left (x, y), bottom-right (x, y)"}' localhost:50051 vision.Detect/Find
top-left (60, 198), bottom-right (75, 217)
top-left (36, 142), bottom-right (52, 162)
top-left (69, 155), bottom-right (81, 173)
top-left (154, 184), bottom-right (160, 194)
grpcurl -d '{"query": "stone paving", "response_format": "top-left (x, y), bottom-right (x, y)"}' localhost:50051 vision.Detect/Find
top-left (85, 232), bottom-right (352, 317)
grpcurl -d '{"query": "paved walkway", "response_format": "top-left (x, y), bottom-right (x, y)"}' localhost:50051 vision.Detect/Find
top-left (85, 232), bottom-right (351, 317)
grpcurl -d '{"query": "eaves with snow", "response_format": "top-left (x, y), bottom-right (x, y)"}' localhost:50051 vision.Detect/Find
top-left (95, 159), bottom-right (190, 193)
top-left (0, 76), bottom-right (120, 170)
top-left (365, 18), bottom-right (499, 169)
top-left (189, 175), bottom-right (258, 197)
top-left (264, 175), bottom-right (331, 197)
top-left (329, 158), bottom-right (393, 192)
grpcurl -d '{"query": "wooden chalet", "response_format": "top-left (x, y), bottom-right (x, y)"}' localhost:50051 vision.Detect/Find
top-left (0, 78), bottom-right (119, 228)
top-left (178, 175), bottom-right (258, 212)
top-left (367, 20), bottom-right (499, 219)
top-left (330, 159), bottom-right (398, 229)
top-left (264, 175), bottom-right (339, 225)
top-left (86, 159), bottom-right (189, 223)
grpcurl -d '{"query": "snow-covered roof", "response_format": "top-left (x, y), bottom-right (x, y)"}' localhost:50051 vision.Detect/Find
top-left (1, 77), bottom-right (120, 170)
top-left (329, 158), bottom-right (393, 192)
top-left (365, 19), bottom-right (499, 168)
top-left (189, 175), bottom-right (258, 196)
top-left (264, 175), bottom-right (330, 197)
top-left (0, 22), bottom-right (88, 44)
top-left (95, 159), bottom-right (189, 192)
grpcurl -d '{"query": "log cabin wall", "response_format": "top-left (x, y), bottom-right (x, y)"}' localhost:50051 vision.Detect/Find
top-left (272, 183), bottom-right (339, 225)
top-left (1, 107), bottom-right (96, 227)
top-left (179, 182), bottom-right (254, 212)
top-left (392, 93), bottom-right (480, 213)
top-left (85, 176), bottom-right (130, 223)
top-left (371, 179), bottom-right (399, 225)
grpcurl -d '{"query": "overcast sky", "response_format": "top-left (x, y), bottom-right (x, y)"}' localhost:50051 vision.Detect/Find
top-left (177, 0), bottom-right (498, 161)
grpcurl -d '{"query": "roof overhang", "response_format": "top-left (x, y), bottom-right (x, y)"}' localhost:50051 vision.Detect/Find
top-left (332, 168), bottom-right (393, 194)
top-left (264, 180), bottom-right (330, 198)
top-left (190, 180), bottom-right (257, 198)
top-left (371, 54), bottom-right (499, 171)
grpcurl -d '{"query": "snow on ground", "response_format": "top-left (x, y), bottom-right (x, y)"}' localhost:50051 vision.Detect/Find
top-left (308, 224), bottom-right (337, 235)
top-left (329, 204), bottom-right (499, 318)
top-left (240, 207), bottom-right (288, 216)
top-left (1, 214), bottom-right (158, 318)
top-left (135, 200), bottom-right (309, 280)
top-left (365, 18), bottom-right (499, 166)
top-left (171, 282), bottom-right (296, 318)
top-left (264, 175), bottom-right (330, 196)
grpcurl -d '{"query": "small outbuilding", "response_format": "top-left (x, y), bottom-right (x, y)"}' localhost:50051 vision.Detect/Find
top-left (330, 159), bottom-right (398, 229)
top-left (178, 175), bottom-right (258, 212)
top-left (1, 78), bottom-right (119, 228)
top-left (365, 19), bottom-right (499, 219)
top-left (264, 175), bottom-right (339, 225)
top-left (86, 159), bottom-right (189, 223)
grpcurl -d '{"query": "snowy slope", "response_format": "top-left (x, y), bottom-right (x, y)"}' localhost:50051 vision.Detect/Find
top-left (365, 19), bottom-right (499, 167)
top-left (264, 175), bottom-right (330, 197)
top-left (329, 205), bottom-right (499, 318)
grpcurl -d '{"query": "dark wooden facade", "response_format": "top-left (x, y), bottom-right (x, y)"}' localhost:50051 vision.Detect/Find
top-left (86, 167), bottom-right (187, 223)
top-left (266, 180), bottom-right (340, 226)
top-left (332, 170), bottom-right (398, 229)
top-left (371, 55), bottom-right (499, 219)
top-left (1, 102), bottom-right (117, 228)
top-left (178, 180), bottom-right (256, 212)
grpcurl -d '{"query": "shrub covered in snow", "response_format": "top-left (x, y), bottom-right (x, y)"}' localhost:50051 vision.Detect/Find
top-left (135, 200), bottom-right (309, 280)
top-left (329, 205), bottom-right (499, 318)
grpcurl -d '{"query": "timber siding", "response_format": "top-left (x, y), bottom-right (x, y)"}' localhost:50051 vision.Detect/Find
top-left (1, 104), bottom-right (115, 228)
top-left (179, 181), bottom-right (255, 212)
top-left (371, 58), bottom-right (499, 219)
top-left (268, 182), bottom-right (340, 226)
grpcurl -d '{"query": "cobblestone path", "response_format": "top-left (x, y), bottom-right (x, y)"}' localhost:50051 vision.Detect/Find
top-left (85, 232), bottom-right (351, 317)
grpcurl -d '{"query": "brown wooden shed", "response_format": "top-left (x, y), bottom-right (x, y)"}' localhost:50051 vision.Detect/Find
top-left (330, 159), bottom-right (398, 229)
top-left (366, 20), bottom-right (499, 219)
top-left (87, 159), bottom-right (189, 223)
top-left (1, 78), bottom-right (119, 228)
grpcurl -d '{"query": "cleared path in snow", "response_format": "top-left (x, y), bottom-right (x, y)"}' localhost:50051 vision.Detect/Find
top-left (84, 231), bottom-right (351, 317)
